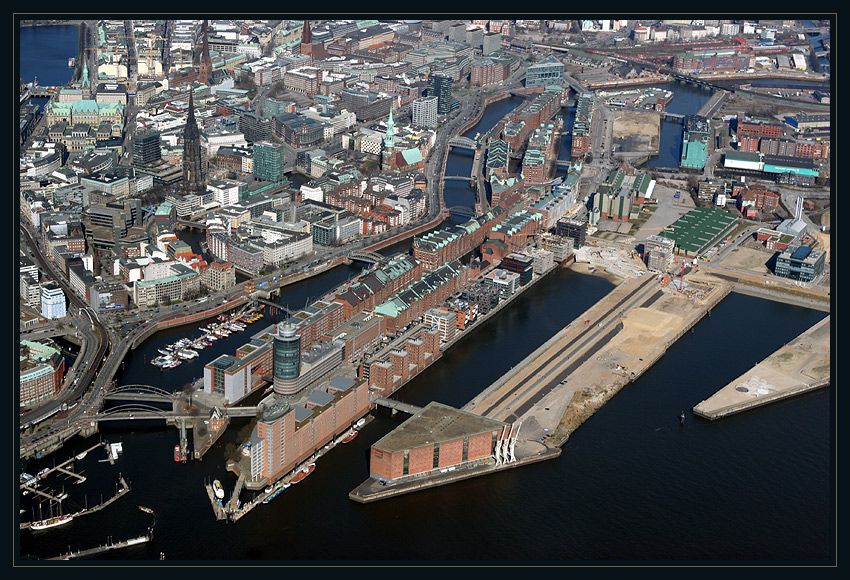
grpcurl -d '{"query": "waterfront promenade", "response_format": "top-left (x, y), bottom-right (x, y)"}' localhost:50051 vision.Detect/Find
top-left (693, 314), bottom-right (830, 420)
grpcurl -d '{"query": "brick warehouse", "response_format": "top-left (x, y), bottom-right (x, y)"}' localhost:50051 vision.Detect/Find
top-left (368, 402), bottom-right (511, 482)
top-left (250, 376), bottom-right (372, 484)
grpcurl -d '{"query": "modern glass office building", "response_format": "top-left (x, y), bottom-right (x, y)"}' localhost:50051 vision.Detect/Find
top-left (273, 323), bottom-right (301, 382)
top-left (525, 56), bottom-right (564, 88)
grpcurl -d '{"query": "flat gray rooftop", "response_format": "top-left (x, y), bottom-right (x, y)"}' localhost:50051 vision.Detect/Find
top-left (372, 401), bottom-right (509, 453)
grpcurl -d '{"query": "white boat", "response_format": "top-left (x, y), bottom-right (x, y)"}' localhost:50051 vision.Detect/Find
top-left (31, 500), bottom-right (72, 530)
top-left (354, 418), bottom-right (366, 430)
top-left (75, 451), bottom-right (87, 460)
top-left (31, 514), bottom-right (72, 530)
top-left (213, 480), bottom-right (225, 500)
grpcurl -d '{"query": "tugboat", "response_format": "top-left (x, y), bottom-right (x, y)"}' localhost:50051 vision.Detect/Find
top-left (173, 444), bottom-right (181, 462)
top-left (342, 430), bottom-right (358, 444)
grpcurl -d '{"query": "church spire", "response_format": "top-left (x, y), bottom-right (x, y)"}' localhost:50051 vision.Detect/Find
top-left (384, 110), bottom-right (395, 149)
top-left (182, 88), bottom-right (205, 194)
top-left (301, 19), bottom-right (312, 44)
top-left (199, 20), bottom-right (213, 85)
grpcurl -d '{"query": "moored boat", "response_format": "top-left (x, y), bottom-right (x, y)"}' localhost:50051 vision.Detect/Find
top-left (342, 431), bottom-right (358, 443)
top-left (213, 479), bottom-right (225, 499)
top-left (173, 444), bottom-right (181, 462)
top-left (290, 463), bottom-right (316, 484)
top-left (262, 482), bottom-right (291, 503)
top-left (30, 514), bottom-right (72, 530)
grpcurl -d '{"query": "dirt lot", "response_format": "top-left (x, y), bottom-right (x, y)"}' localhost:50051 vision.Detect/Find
top-left (612, 109), bottom-right (661, 154)
top-left (717, 246), bottom-right (773, 274)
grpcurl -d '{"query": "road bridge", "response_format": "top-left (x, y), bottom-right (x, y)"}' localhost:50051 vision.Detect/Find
top-left (348, 250), bottom-right (387, 265)
top-left (175, 219), bottom-right (208, 230)
top-left (91, 402), bottom-right (259, 423)
top-left (447, 136), bottom-right (477, 149)
top-left (447, 205), bottom-right (476, 218)
top-left (102, 384), bottom-right (176, 403)
top-left (443, 175), bottom-right (476, 181)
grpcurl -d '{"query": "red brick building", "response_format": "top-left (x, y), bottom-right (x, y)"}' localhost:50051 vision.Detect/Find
top-left (368, 402), bottom-right (512, 482)
top-left (249, 376), bottom-right (371, 484)
top-left (733, 183), bottom-right (780, 213)
top-left (332, 254), bottom-right (422, 319)
top-left (365, 328), bottom-right (442, 396)
top-left (736, 119), bottom-right (782, 139)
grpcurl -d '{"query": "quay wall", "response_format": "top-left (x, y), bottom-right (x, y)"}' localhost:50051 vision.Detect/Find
top-left (693, 315), bottom-right (830, 420)
top-left (349, 445), bottom-right (559, 504)
top-left (695, 378), bottom-right (829, 421)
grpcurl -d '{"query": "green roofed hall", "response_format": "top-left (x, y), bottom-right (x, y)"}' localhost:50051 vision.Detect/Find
top-left (659, 207), bottom-right (739, 257)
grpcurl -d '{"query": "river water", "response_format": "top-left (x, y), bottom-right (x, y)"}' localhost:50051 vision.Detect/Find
top-left (18, 25), bottom-right (833, 564)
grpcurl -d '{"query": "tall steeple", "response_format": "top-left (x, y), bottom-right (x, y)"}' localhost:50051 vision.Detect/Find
top-left (198, 20), bottom-right (213, 85)
top-left (182, 89), bottom-right (205, 194)
top-left (301, 19), bottom-right (312, 45)
top-left (384, 110), bottom-right (395, 150)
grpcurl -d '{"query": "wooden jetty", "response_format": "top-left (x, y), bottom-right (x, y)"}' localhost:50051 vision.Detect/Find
top-left (205, 481), bottom-right (227, 521)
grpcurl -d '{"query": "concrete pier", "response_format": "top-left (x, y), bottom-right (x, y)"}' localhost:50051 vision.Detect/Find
top-left (693, 315), bottom-right (830, 420)
top-left (47, 530), bottom-right (152, 560)
top-left (349, 271), bottom-right (733, 502)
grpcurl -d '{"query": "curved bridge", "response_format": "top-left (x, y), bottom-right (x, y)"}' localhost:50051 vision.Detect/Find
top-left (103, 384), bottom-right (177, 403)
top-left (94, 403), bottom-right (180, 422)
top-left (447, 136), bottom-right (477, 150)
top-left (348, 250), bottom-right (387, 265)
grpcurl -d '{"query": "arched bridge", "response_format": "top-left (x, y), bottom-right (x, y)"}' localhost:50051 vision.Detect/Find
top-left (447, 136), bottom-right (477, 150)
top-left (94, 404), bottom-right (185, 422)
top-left (91, 402), bottom-right (260, 422)
top-left (348, 250), bottom-right (387, 265)
top-left (103, 384), bottom-right (178, 403)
